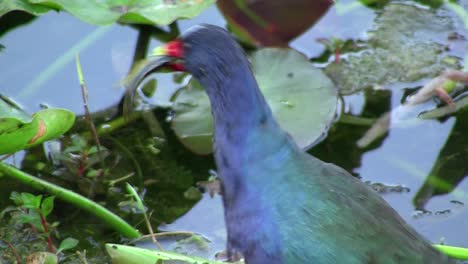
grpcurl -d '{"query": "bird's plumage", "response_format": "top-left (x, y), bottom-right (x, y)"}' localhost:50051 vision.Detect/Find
top-left (172, 24), bottom-right (454, 263)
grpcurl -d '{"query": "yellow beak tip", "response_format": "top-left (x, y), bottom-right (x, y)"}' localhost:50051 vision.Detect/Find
top-left (151, 46), bottom-right (166, 56)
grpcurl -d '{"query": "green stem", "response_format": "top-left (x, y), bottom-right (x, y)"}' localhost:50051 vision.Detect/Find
top-left (339, 114), bottom-right (375, 126)
top-left (435, 244), bottom-right (468, 260)
top-left (0, 162), bottom-right (140, 239)
top-left (131, 25), bottom-right (152, 68)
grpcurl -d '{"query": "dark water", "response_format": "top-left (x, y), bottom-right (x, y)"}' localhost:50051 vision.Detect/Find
top-left (1, 0), bottom-right (467, 260)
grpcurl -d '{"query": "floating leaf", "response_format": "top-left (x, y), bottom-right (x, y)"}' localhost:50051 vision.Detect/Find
top-left (217, 0), bottom-right (332, 46)
top-left (172, 48), bottom-right (337, 154)
top-left (0, 97), bottom-right (75, 155)
top-left (106, 244), bottom-right (224, 264)
top-left (1, 0), bottom-right (215, 26)
top-left (0, 0), bottom-right (51, 17)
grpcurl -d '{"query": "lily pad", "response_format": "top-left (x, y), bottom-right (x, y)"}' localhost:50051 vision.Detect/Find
top-left (0, 1), bottom-right (51, 17)
top-left (217, 0), bottom-right (332, 46)
top-left (172, 48), bottom-right (337, 155)
top-left (0, 97), bottom-right (75, 155)
top-left (1, 0), bottom-right (216, 26)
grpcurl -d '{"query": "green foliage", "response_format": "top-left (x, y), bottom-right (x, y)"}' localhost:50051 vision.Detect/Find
top-left (106, 244), bottom-right (227, 264)
top-left (55, 134), bottom-right (109, 178)
top-left (0, 96), bottom-right (75, 155)
top-left (0, 163), bottom-right (141, 239)
top-left (2, 192), bottom-right (78, 262)
top-left (9, 192), bottom-right (54, 232)
top-left (56, 237), bottom-right (79, 254)
top-left (0, 0), bottom-right (216, 26)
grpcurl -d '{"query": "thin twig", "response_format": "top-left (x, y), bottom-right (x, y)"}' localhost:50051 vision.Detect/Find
top-left (126, 184), bottom-right (162, 250)
top-left (75, 55), bottom-right (106, 198)
top-left (76, 55), bottom-right (104, 169)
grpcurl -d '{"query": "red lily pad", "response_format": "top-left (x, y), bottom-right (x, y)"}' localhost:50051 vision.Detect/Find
top-left (217, 0), bottom-right (333, 46)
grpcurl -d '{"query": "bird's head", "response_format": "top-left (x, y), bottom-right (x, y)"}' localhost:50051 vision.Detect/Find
top-left (152, 24), bottom-right (248, 80)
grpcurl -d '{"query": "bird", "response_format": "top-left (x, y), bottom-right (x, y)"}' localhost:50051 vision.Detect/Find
top-left (154, 24), bottom-right (455, 263)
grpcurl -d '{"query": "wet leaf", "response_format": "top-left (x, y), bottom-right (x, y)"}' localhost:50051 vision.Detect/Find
top-left (172, 48), bottom-right (337, 154)
top-left (0, 97), bottom-right (75, 154)
top-left (0, 1), bottom-right (51, 18)
top-left (1, 0), bottom-right (215, 26)
top-left (106, 243), bottom-right (224, 264)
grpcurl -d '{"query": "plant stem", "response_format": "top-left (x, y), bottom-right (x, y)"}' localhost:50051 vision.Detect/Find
top-left (39, 212), bottom-right (55, 253)
top-left (132, 25), bottom-right (152, 69)
top-left (76, 55), bottom-right (105, 169)
top-left (0, 162), bottom-right (140, 239)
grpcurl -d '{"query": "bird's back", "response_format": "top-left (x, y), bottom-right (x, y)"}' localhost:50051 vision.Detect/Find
top-left (247, 143), bottom-right (454, 263)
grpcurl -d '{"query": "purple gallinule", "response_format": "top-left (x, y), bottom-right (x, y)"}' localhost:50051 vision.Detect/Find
top-left (154, 24), bottom-right (454, 263)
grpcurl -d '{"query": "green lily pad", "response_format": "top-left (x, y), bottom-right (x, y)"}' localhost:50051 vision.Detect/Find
top-left (172, 48), bottom-right (337, 155)
top-left (0, 0), bottom-right (51, 17)
top-left (106, 243), bottom-right (225, 264)
top-left (1, 0), bottom-right (215, 26)
top-left (0, 97), bottom-right (75, 155)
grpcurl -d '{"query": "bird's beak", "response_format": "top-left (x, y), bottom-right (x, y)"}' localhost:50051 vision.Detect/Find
top-left (152, 39), bottom-right (184, 58)
top-left (151, 40), bottom-right (185, 71)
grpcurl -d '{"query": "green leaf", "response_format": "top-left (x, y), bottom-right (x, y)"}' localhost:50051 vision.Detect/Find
top-left (9, 191), bottom-right (22, 205)
top-left (56, 237), bottom-right (79, 254)
top-left (20, 192), bottom-right (42, 209)
top-left (106, 244), bottom-right (225, 264)
top-left (17, 213), bottom-right (37, 224)
top-left (0, 0), bottom-right (51, 18)
top-left (1, 0), bottom-right (216, 26)
top-left (0, 97), bottom-right (75, 155)
top-left (41, 196), bottom-right (55, 217)
top-left (126, 183), bottom-right (146, 213)
top-left (171, 48), bottom-right (337, 154)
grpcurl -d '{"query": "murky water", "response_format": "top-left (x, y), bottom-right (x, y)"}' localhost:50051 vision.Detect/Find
top-left (1, 0), bottom-right (467, 260)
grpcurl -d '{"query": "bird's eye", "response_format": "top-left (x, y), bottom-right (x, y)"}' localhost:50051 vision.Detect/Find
top-left (198, 66), bottom-right (208, 77)
top-left (184, 42), bottom-right (192, 52)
